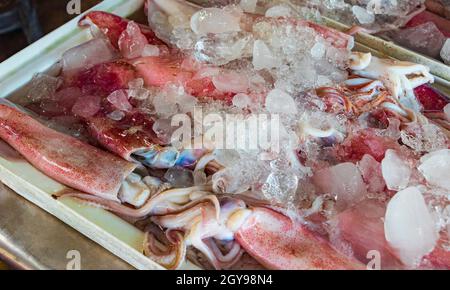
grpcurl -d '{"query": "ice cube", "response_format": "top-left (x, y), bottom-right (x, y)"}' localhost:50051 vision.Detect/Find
top-left (71, 95), bottom-right (101, 118)
top-left (310, 42), bottom-right (326, 59)
top-left (129, 88), bottom-right (150, 101)
top-left (128, 78), bottom-right (150, 101)
top-left (265, 89), bottom-right (298, 114)
top-left (153, 84), bottom-right (192, 118)
top-left (444, 103), bottom-right (450, 121)
top-left (239, 0), bottom-right (257, 13)
top-left (128, 78), bottom-right (144, 89)
top-left (107, 110), bottom-right (125, 121)
top-left (153, 92), bottom-right (179, 118)
top-left (381, 149), bottom-right (411, 191)
top-left (27, 74), bottom-right (61, 103)
top-left (252, 40), bottom-right (280, 70)
top-left (252, 18), bottom-right (350, 94)
top-left (164, 166), bottom-right (194, 188)
top-left (141, 44), bottom-right (161, 57)
top-left (418, 149), bottom-right (450, 191)
top-left (118, 21), bottom-right (149, 59)
top-left (313, 162), bottom-right (367, 211)
top-left (232, 93), bottom-right (252, 109)
top-left (194, 32), bottom-right (253, 65)
top-left (262, 170), bottom-right (299, 204)
top-left (358, 154), bottom-right (386, 193)
top-left (212, 164), bottom-right (254, 194)
top-left (176, 92), bottom-right (198, 114)
top-left (107, 90), bottom-right (133, 111)
top-left (384, 186), bottom-right (439, 267)
top-left (391, 22), bottom-right (446, 58)
top-left (352, 5), bottom-right (375, 24)
top-left (213, 149), bottom-right (240, 167)
top-left (62, 38), bottom-right (117, 72)
top-left (153, 118), bottom-right (176, 144)
top-left (265, 5), bottom-right (293, 18)
top-left (441, 38), bottom-right (450, 65)
top-left (191, 7), bottom-right (242, 35)
top-left (400, 123), bottom-right (448, 153)
top-left (212, 71), bottom-right (249, 93)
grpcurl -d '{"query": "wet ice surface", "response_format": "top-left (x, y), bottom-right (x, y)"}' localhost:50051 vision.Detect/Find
top-left (313, 162), bottom-right (367, 211)
top-left (400, 123), bottom-right (448, 153)
top-left (351, 5), bottom-right (375, 24)
top-left (265, 89), bottom-right (297, 114)
top-left (26, 74), bottom-right (62, 103)
top-left (151, 4), bottom-right (351, 95)
top-left (293, 0), bottom-right (425, 32)
top-left (418, 149), bottom-right (450, 191)
top-left (384, 186), bottom-right (439, 267)
top-left (191, 7), bottom-right (243, 35)
top-left (381, 149), bottom-right (411, 191)
top-left (62, 38), bottom-right (118, 72)
top-left (251, 17), bottom-right (349, 94)
top-left (119, 21), bottom-right (149, 59)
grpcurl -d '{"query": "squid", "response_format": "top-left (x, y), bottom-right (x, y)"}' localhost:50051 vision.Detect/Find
top-left (318, 52), bottom-right (435, 125)
top-left (0, 104), bottom-right (153, 207)
top-left (140, 190), bottom-right (364, 270)
top-left (0, 0), bottom-right (448, 271)
top-left (349, 52), bottom-right (434, 112)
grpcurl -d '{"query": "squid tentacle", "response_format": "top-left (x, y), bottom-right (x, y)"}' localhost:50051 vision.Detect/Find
top-left (63, 185), bottom-right (216, 219)
top-left (143, 230), bottom-right (186, 270)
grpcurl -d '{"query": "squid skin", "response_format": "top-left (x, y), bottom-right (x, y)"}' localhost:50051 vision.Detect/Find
top-left (79, 10), bottom-right (166, 48)
top-left (0, 104), bottom-right (136, 202)
top-left (235, 207), bottom-right (364, 270)
top-left (88, 115), bottom-right (206, 169)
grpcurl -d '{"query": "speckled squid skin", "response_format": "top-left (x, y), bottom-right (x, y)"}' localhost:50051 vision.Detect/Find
top-left (87, 114), bottom-right (164, 161)
top-left (0, 104), bottom-right (136, 201)
top-left (79, 11), bottom-right (166, 48)
top-left (235, 207), bottom-right (364, 270)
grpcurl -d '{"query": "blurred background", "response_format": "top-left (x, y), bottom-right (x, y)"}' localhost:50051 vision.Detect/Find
top-left (0, 0), bottom-right (102, 62)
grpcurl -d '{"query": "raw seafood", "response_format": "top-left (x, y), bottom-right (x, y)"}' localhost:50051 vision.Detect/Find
top-left (0, 0), bottom-right (449, 270)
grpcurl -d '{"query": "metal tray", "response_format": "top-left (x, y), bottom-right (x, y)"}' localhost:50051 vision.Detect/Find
top-left (0, 0), bottom-right (448, 270)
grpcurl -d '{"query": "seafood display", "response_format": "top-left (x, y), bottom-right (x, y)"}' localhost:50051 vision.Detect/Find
top-left (1, 0), bottom-right (450, 270)
top-left (209, 0), bottom-right (450, 64)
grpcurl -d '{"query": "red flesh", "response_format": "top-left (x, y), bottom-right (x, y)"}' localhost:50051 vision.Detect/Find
top-left (406, 10), bottom-right (450, 37)
top-left (0, 104), bottom-right (136, 201)
top-left (331, 199), bottom-right (404, 269)
top-left (87, 112), bottom-right (164, 161)
top-left (79, 11), bottom-right (165, 48)
top-left (236, 207), bottom-right (364, 270)
top-left (414, 84), bottom-right (449, 112)
top-left (66, 61), bottom-right (137, 96)
top-left (336, 129), bottom-right (400, 162)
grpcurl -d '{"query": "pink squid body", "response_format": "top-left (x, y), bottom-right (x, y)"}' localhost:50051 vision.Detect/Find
top-left (0, 104), bottom-right (136, 201)
top-left (235, 207), bottom-right (364, 270)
